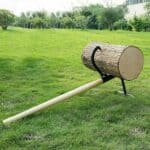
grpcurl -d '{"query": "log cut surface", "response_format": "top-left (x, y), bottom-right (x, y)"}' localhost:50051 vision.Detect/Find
top-left (119, 46), bottom-right (144, 80)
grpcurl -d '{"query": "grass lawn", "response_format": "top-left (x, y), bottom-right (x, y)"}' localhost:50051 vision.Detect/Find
top-left (0, 28), bottom-right (149, 149)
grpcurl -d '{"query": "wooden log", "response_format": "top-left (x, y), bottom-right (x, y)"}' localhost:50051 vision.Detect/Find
top-left (3, 79), bottom-right (109, 125)
top-left (82, 43), bottom-right (144, 80)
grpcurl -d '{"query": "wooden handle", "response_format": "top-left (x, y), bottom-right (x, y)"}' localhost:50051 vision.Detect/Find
top-left (3, 79), bottom-right (104, 125)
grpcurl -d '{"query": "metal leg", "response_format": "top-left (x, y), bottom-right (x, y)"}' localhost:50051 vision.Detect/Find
top-left (121, 79), bottom-right (127, 96)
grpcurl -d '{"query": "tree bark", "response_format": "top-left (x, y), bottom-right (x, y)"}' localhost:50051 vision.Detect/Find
top-left (82, 42), bottom-right (144, 81)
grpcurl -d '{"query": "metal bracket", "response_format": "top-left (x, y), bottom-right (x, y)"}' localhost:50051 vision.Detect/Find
top-left (121, 78), bottom-right (127, 96)
top-left (91, 46), bottom-right (114, 83)
top-left (91, 46), bottom-right (127, 95)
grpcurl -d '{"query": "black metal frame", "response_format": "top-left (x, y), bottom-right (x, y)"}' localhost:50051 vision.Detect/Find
top-left (91, 46), bottom-right (127, 96)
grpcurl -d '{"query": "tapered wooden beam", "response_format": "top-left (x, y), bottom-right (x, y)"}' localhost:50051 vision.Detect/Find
top-left (3, 78), bottom-right (112, 125)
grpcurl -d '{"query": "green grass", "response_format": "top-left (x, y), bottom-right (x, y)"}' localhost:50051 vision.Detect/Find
top-left (0, 28), bottom-right (149, 149)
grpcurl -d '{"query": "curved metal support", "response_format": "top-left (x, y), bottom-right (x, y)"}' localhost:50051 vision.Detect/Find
top-left (91, 45), bottom-right (127, 95)
top-left (91, 46), bottom-right (114, 82)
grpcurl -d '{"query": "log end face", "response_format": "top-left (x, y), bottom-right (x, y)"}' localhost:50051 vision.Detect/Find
top-left (119, 46), bottom-right (144, 81)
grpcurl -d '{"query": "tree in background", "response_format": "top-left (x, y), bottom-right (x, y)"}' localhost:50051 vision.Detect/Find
top-left (31, 17), bottom-right (45, 28)
top-left (49, 13), bottom-right (60, 28)
top-left (31, 11), bottom-right (48, 28)
top-left (13, 4), bottom-right (128, 31)
top-left (130, 2), bottom-right (150, 32)
top-left (100, 5), bottom-right (127, 30)
top-left (74, 15), bottom-right (87, 29)
top-left (16, 12), bottom-right (33, 28)
top-left (142, 16), bottom-right (150, 32)
top-left (131, 16), bottom-right (150, 32)
top-left (61, 16), bottom-right (75, 28)
top-left (130, 16), bottom-right (143, 32)
top-left (16, 12), bottom-right (28, 28)
top-left (0, 9), bottom-right (15, 30)
top-left (113, 19), bottom-right (132, 31)
top-left (81, 4), bottom-right (104, 29)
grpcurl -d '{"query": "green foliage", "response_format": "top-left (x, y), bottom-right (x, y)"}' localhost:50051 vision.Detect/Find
top-left (100, 5), bottom-right (127, 30)
top-left (0, 9), bottom-right (15, 30)
top-left (16, 13), bottom-right (28, 28)
top-left (16, 11), bottom-right (49, 29)
top-left (0, 28), bottom-right (149, 149)
top-left (49, 13), bottom-right (60, 28)
top-left (61, 16), bottom-right (75, 28)
top-left (31, 17), bottom-right (46, 28)
top-left (129, 2), bottom-right (150, 32)
top-left (15, 4), bottom-right (127, 30)
top-left (5, 3), bottom-right (150, 33)
top-left (113, 19), bottom-right (132, 31)
top-left (81, 4), bottom-right (104, 29)
top-left (131, 16), bottom-right (150, 32)
top-left (74, 15), bottom-right (87, 29)
top-left (141, 16), bottom-right (150, 32)
top-left (131, 16), bottom-right (143, 32)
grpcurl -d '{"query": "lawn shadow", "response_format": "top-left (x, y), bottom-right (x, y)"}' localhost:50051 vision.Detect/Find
top-left (0, 56), bottom-right (72, 114)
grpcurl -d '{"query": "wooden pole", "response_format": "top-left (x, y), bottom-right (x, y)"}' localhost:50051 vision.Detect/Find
top-left (3, 79), bottom-right (107, 125)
